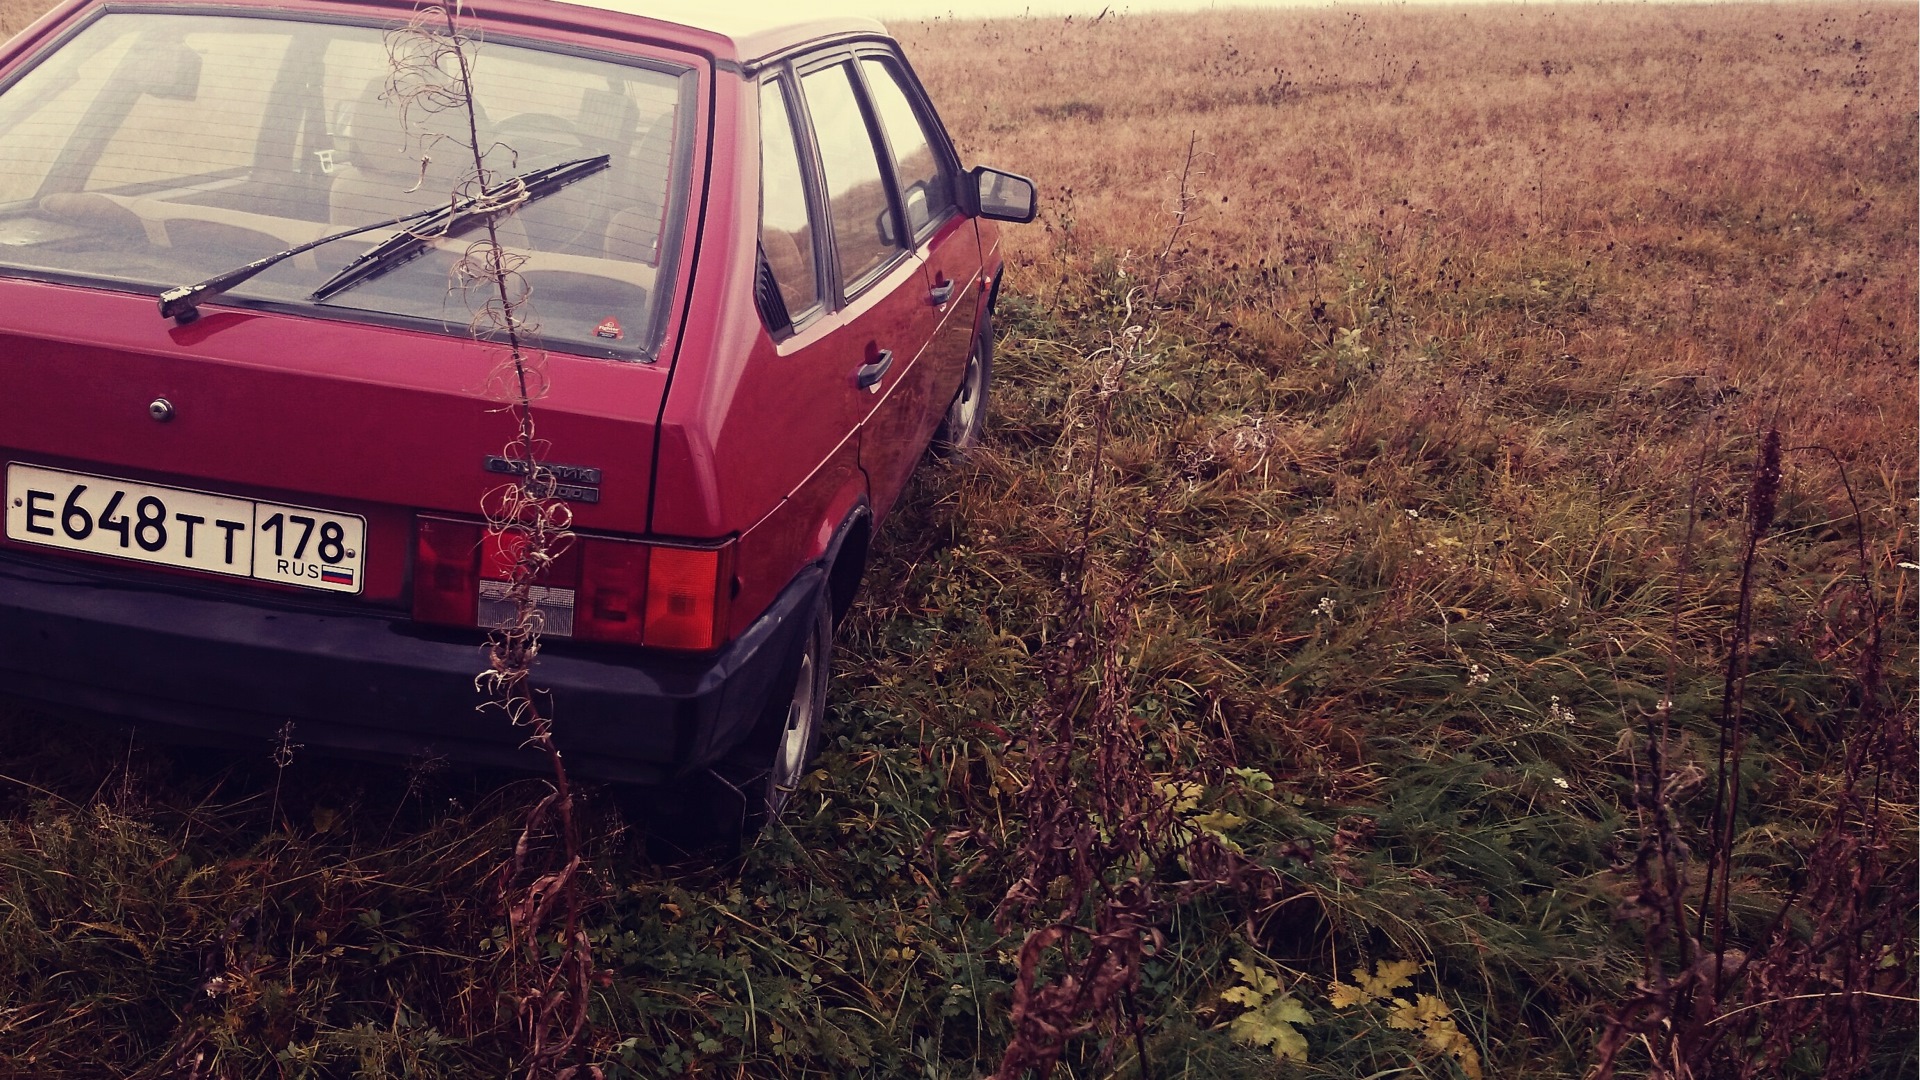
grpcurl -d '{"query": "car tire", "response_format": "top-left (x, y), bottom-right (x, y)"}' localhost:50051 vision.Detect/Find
top-left (637, 588), bottom-right (833, 861)
top-left (931, 314), bottom-right (992, 460)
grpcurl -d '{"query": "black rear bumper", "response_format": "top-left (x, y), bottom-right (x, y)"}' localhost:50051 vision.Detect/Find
top-left (0, 549), bottom-right (821, 785)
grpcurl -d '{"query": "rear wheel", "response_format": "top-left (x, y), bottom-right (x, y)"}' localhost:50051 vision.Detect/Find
top-left (755, 595), bottom-right (830, 824)
top-left (637, 591), bottom-right (833, 861)
top-left (931, 315), bottom-right (991, 460)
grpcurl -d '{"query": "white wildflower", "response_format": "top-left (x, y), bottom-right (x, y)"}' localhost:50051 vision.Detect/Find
top-left (1315, 597), bottom-right (1338, 620)
top-left (1552, 777), bottom-right (1571, 790)
top-left (1547, 695), bottom-right (1575, 724)
top-left (1466, 662), bottom-right (1491, 687)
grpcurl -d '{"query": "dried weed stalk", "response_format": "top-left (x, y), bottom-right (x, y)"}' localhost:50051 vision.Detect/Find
top-left (385, 9), bottom-right (600, 1078)
top-left (989, 136), bottom-right (1284, 1080)
top-left (1593, 430), bottom-right (1916, 1079)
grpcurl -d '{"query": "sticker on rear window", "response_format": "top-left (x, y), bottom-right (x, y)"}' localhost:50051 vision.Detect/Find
top-left (594, 317), bottom-right (623, 340)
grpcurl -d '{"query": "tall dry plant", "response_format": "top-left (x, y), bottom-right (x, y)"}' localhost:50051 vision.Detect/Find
top-left (988, 137), bottom-right (1285, 1080)
top-left (1592, 430), bottom-right (1916, 1079)
top-left (384, 9), bottom-right (600, 1078)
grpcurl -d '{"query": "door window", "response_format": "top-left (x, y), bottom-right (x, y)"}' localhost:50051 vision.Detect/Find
top-left (758, 78), bottom-right (818, 320)
top-left (859, 57), bottom-right (954, 241)
top-left (799, 62), bottom-right (901, 290)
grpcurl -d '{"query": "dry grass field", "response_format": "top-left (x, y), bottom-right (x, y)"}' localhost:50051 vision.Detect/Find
top-left (901, 3), bottom-right (1915, 475)
top-left (0, 0), bottom-right (45, 39)
top-left (0, 2), bottom-right (1913, 1078)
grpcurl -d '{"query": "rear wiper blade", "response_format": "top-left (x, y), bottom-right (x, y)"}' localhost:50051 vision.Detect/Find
top-left (158, 203), bottom-right (444, 324)
top-left (310, 153), bottom-right (610, 304)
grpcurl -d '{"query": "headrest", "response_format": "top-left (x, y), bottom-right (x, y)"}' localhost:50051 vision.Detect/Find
top-left (339, 77), bottom-right (469, 181)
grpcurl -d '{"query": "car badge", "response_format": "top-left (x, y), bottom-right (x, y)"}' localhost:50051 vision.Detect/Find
top-left (483, 456), bottom-right (602, 504)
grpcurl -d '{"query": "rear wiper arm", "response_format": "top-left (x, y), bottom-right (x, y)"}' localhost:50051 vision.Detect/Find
top-left (157, 203), bottom-right (445, 324)
top-left (155, 154), bottom-right (611, 324)
top-left (310, 153), bottom-right (610, 304)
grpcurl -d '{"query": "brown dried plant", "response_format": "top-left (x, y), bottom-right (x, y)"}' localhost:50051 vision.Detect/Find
top-left (988, 136), bottom-right (1286, 1080)
top-left (383, 8), bottom-right (599, 1079)
top-left (1591, 430), bottom-right (1916, 1079)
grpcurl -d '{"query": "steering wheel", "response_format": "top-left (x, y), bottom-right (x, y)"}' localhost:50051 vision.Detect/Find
top-left (487, 112), bottom-right (604, 251)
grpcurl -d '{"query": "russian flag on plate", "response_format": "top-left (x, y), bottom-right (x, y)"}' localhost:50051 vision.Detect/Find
top-left (321, 568), bottom-right (354, 586)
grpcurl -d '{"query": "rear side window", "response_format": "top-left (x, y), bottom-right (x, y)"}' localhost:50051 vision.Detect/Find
top-left (799, 62), bottom-right (901, 290)
top-left (0, 12), bottom-right (696, 359)
top-left (758, 79), bottom-right (818, 320)
top-left (859, 56), bottom-right (954, 240)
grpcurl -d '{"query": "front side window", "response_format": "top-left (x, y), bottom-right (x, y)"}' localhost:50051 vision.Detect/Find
top-left (859, 56), bottom-right (954, 240)
top-left (758, 78), bottom-right (818, 321)
top-left (799, 61), bottom-right (902, 290)
top-left (0, 13), bottom-right (695, 358)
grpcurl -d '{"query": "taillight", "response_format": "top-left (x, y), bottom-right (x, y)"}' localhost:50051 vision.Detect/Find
top-left (412, 517), bottom-right (481, 625)
top-left (576, 538), bottom-right (649, 644)
top-left (642, 545), bottom-right (732, 652)
top-left (478, 529), bottom-right (581, 637)
top-left (411, 516), bottom-right (731, 651)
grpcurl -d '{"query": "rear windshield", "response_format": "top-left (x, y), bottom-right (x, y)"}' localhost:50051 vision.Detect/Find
top-left (0, 12), bottom-right (695, 359)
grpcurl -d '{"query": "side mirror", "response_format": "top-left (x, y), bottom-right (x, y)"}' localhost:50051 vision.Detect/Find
top-left (902, 181), bottom-right (931, 233)
top-left (965, 166), bottom-right (1037, 224)
top-left (878, 181), bottom-right (935, 246)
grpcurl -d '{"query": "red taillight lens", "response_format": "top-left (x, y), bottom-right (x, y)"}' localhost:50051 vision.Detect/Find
top-left (643, 545), bottom-right (731, 652)
top-left (575, 537), bottom-right (649, 644)
top-left (412, 517), bottom-right (482, 626)
top-left (481, 527), bottom-right (527, 581)
top-left (411, 517), bottom-right (731, 651)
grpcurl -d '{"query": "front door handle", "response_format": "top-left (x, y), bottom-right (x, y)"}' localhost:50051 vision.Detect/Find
top-left (928, 279), bottom-right (954, 306)
top-left (855, 349), bottom-right (894, 393)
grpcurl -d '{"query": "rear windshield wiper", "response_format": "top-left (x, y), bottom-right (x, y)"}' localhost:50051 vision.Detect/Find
top-left (158, 203), bottom-right (442, 324)
top-left (310, 153), bottom-right (610, 304)
top-left (155, 153), bottom-right (610, 323)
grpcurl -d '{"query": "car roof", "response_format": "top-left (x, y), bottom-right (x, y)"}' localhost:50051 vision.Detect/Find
top-left (22, 0), bottom-right (889, 69)
top-left (545, 0), bottom-right (888, 63)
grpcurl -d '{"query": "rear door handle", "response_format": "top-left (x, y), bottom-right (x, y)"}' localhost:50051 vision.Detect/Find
top-left (928, 280), bottom-right (954, 306)
top-left (855, 349), bottom-right (894, 393)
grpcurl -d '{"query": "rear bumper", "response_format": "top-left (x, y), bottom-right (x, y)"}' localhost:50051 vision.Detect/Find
top-left (0, 549), bottom-right (820, 785)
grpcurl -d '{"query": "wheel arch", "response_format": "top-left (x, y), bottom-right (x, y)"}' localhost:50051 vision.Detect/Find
top-left (820, 503), bottom-right (872, 626)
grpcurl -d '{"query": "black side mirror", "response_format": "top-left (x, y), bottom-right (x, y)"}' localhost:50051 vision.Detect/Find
top-left (965, 166), bottom-right (1037, 224)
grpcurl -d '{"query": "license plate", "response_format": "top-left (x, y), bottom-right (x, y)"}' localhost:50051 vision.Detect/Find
top-left (5, 463), bottom-right (365, 594)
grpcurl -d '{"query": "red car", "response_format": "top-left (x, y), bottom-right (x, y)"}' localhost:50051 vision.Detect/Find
top-left (0, 0), bottom-right (1034, 839)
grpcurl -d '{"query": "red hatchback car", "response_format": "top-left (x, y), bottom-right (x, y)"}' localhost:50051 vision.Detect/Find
top-left (0, 0), bottom-right (1033, 836)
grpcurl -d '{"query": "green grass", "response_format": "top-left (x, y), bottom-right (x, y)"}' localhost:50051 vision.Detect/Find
top-left (0, 253), bottom-right (1910, 1077)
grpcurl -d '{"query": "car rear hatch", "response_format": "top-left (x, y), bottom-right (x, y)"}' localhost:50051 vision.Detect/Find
top-left (0, 7), bottom-right (704, 605)
top-left (0, 278), bottom-right (666, 607)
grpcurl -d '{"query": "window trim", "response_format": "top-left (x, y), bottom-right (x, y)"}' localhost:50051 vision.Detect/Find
top-left (790, 48), bottom-right (911, 308)
top-left (848, 47), bottom-right (962, 250)
top-left (756, 69), bottom-right (826, 336)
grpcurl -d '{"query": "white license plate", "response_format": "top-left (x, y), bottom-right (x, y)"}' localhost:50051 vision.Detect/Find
top-left (5, 463), bottom-right (365, 594)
